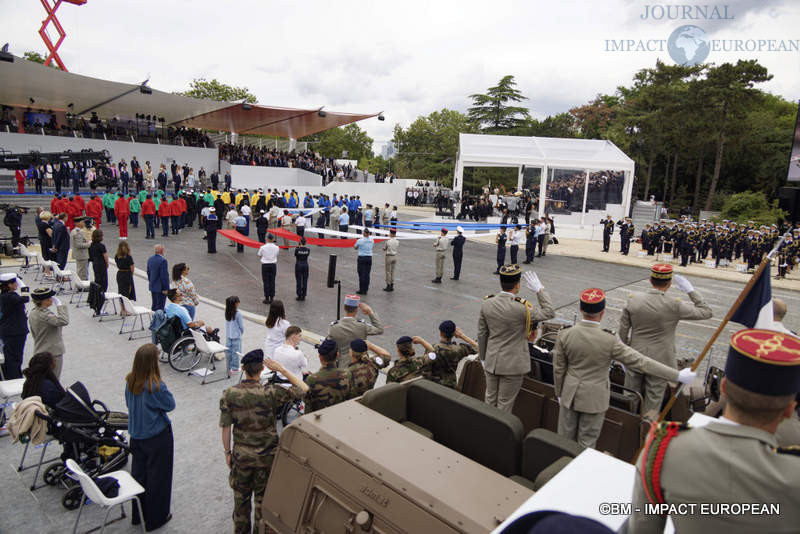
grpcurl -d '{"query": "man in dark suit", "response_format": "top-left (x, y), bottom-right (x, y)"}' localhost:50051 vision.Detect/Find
top-left (51, 213), bottom-right (70, 269)
top-left (146, 244), bottom-right (170, 311)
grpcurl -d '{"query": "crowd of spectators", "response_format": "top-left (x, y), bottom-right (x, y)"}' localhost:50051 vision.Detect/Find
top-left (547, 170), bottom-right (624, 214)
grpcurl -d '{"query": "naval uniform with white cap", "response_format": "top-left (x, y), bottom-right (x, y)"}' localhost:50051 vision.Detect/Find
top-left (205, 207), bottom-right (218, 253)
top-left (553, 288), bottom-right (695, 449)
top-left (450, 226), bottom-right (466, 280)
top-left (478, 264), bottom-right (555, 412)
top-left (327, 294), bottom-right (384, 369)
top-left (623, 329), bottom-right (800, 534)
top-left (0, 273), bottom-right (29, 379)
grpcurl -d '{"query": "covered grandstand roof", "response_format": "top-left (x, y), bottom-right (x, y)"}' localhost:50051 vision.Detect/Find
top-left (0, 57), bottom-right (377, 138)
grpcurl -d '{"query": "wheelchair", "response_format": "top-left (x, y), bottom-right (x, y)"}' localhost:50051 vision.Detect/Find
top-left (153, 315), bottom-right (222, 373)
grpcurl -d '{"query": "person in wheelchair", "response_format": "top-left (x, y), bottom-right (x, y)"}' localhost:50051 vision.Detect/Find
top-left (164, 289), bottom-right (218, 338)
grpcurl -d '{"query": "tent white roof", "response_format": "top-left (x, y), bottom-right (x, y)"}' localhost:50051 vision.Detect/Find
top-left (457, 133), bottom-right (635, 171)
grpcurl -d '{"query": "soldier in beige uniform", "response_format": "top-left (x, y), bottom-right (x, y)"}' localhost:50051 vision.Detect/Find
top-left (619, 264), bottom-right (712, 417)
top-left (69, 217), bottom-right (91, 281)
top-left (327, 295), bottom-right (384, 369)
top-left (383, 228), bottom-right (399, 292)
top-left (553, 288), bottom-right (696, 448)
top-left (431, 228), bottom-right (448, 284)
top-left (623, 329), bottom-right (800, 534)
top-left (478, 264), bottom-right (555, 412)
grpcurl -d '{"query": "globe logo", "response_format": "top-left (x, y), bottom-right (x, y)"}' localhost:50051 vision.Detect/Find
top-left (667, 25), bottom-right (710, 66)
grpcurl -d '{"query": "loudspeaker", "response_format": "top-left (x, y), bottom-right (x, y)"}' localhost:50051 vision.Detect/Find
top-left (327, 254), bottom-right (337, 288)
top-left (779, 187), bottom-right (800, 223)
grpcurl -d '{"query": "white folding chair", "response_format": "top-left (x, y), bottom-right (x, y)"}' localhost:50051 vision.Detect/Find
top-left (0, 352), bottom-right (25, 430)
top-left (97, 292), bottom-right (123, 322)
top-left (65, 458), bottom-right (146, 534)
top-left (34, 253), bottom-right (48, 281)
top-left (189, 329), bottom-right (229, 385)
top-left (17, 244), bottom-right (39, 273)
top-left (40, 260), bottom-right (58, 285)
top-left (51, 263), bottom-right (75, 294)
top-left (118, 296), bottom-right (153, 340)
top-left (70, 278), bottom-right (91, 305)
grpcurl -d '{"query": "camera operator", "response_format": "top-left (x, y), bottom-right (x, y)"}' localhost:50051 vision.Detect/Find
top-left (3, 205), bottom-right (23, 247)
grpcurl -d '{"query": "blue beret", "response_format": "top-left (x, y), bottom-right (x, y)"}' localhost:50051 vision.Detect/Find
top-left (396, 336), bottom-right (413, 345)
top-left (240, 349), bottom-right (264, 365)
top-left (350, 339), bottom-right (367, 352)
top-left (317, 338), bottom-right (338, 356)
top-left (439, 320), bottom-right (456, 336)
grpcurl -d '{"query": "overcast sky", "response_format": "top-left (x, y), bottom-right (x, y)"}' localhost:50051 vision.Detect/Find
top-left (3, 0), bottom-right (798, 153)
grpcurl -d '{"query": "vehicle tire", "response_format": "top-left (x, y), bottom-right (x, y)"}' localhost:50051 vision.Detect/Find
top-left (169, 335), bottom-right (201, 372)
top-left (62, 486), bottom-right (83, 510)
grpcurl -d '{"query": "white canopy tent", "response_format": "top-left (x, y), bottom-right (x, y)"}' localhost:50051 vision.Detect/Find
top-left (453, 133), bottom-right (636, 224)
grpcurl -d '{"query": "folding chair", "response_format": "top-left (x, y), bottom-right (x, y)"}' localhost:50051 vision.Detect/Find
top-left (65, 458), bottom-right (146, 534)
top-left (34, 253), bottom-right (48, 281)
top-left (189, 329), bottom-right (229, 385)
top-left (51, 263), bottom-right (75, 294)
top-left (70, 278), bottom-right (91, 305)
top-left (40, 260), bottom-right (58, 285)
top-left (98, 292), bottom-right (124, 322)
top-left (17, 244), bottom-right (39, 273)
top-left (118, 296), bottom-right (153, 340)
top-left (0, 353), bottom-right (24, 430)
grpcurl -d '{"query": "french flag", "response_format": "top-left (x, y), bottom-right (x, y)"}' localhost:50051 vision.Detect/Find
top-left (731, 264), bottom-right (775, 329)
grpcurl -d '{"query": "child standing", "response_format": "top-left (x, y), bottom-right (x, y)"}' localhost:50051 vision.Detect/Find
top-left (224, 296), bottom-right (244, 375)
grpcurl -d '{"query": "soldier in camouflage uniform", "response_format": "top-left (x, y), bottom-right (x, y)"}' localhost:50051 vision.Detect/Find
top-left (386, 335), bottom-right (434, 383)
top-left (305, 338), bottom-right (355, 412)
top-left (347, 338), bottom-right (391, 396)
top-left (219, 349), bottom-right (309, 534)
top-left (428, 320), bottom-right (478, 389)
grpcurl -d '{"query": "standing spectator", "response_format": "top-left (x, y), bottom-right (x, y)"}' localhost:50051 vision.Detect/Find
top-left (144, 162), bottom-right (154, 192)
top-left (28, 287), bottom-right (69, 378)
top-left (125, 343), bottom-right (174, 531)
top-left (36, 211), bottom-right (54, 261)
top-left (263, 300), bottom-right (289, 359)
top-left (69, 217), bottom-right (91, 281)
top-left (224, 296), bottom-right (244, 375)
top-left (172, 263), bottom-right (199, 319)
top-left (146, 245), bottom-right (169, 311)
top-left (354, 229), bottom-right (374, 295)
top-left (257, 234), bottom-right (279, 304)
top-left (88, 229), bottom-right (109, 292)
top-left (141, 194), bottom-right (156, 239)
top-left (114, 192), bottom-right (130, 240)
top-left (0, 273), bottom-right (29, 379)
top-left (114, 240), bottom-right (136, 301)
top-left (219, 350), bottom-right (307, 534)
top-left (4, 205), bottom-right (22, 247)
top-left (51, 213), bottom-right (70, 270)
top-left (224, 170), bottom-right (232, 192)
top-left (294, 238), bottom-right (310, 301)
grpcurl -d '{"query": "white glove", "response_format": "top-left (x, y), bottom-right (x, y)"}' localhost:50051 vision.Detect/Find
top-left (673, 274), bottom-right (694, 293)
top-left (522, 271), bottom-right (543, 293)
top-left (52, 296), bottom-right (62, 307)
top-left (677, 368), bottom-right (697, 385)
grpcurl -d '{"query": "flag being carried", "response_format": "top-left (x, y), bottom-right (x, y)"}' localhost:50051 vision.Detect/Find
top-left (730, 264), bottom-right (776, 330)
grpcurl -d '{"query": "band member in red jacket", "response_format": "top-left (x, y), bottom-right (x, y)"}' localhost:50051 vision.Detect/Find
top-left (114, 192), bottom-right (130, 239)
top-left (71, 194), bottom-right (85, 217)
top-left (65, 195), bottom-right (79, 230)
top-left (86, 194), bottom-right (103, 228)
top-left (141, 194), bottom-right (157, 239)
top-left (158, 196), bottom-right (171, 237)
top-left (50, 194), bottom-right (60, 214)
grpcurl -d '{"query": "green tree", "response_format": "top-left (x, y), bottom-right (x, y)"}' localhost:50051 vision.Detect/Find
top-left (392, 108), bottom-right (477, 186)
top-left (302, 123), bottom-right (373, 162)
top-left (23, 51), bottom-right (61, 69)
top-left (718, 191), bottom-right (786, 226)
top-left (516, 113), bottom-right (579, 138)
top-left (699, 60), bottom-right (773, 210)
top-left (179, 78), bottom-right (257, 103)
top-left (570, 94), bottom-right (621, 139)
top-left (468, 75), bottom-right (531, 131)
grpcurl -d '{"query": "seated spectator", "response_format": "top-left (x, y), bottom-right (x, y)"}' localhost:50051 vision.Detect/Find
top-left (21, 352), bottom-right (66, 408)
top-left (172, 263), bottom-right (199, 319)
top-left (164, 289), bottom-right (215, 335)
top-left (386, 336), bottom-right (434, 383)
top-left (272, 326), bottom-right (309, 386)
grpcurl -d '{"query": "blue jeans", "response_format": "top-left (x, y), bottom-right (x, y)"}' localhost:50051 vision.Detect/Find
top-left (225, 338), bottom-right (242, 371)
top-left (182, 304), bottom-right (196, 320)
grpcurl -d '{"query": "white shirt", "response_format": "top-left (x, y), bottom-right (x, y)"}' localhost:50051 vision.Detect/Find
top-left (510, 230), bottom-right (523, 246)
top-left (263, 318), bottom-right (290, 358)
top-left (257, 243), bottom-right (279, 264)
top-left (240, 205), bottom-right (251, 217)
top-left (272, 343), bottom-right (308, 386)
top-left (295, 215), bottom-right (306, 227)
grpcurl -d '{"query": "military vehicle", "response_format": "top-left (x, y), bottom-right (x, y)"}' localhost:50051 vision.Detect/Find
top-left (260, 379), bottom-right (586, 533)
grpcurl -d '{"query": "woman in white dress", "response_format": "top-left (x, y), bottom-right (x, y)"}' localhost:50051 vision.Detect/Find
top-left (263, 300), bottom-right (289, 358)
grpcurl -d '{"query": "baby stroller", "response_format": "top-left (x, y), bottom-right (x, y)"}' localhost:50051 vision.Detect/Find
top-left (37, 382), bottom-right (130, 509)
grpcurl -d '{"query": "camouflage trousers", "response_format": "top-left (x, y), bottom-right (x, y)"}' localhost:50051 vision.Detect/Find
top-left (229, 459), bottom-right (273, 534)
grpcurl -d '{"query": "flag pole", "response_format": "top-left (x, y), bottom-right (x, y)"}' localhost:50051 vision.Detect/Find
top-left (630, 236), bottom-right (785, 463)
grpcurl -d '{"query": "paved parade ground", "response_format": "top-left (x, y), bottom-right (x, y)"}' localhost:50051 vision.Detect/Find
top-left (2, 207), bottom-right (800, 533)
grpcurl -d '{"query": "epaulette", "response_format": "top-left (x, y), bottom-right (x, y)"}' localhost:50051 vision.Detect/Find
top-left (484, 294), bottom-right (494, 300)
top-left (602, 328), bottom-right (616, 336)
top-left (776, 446), bottom-right (800, 456)
top-left (640, 421), bottom-right (689, 506)
top-left (357, 318), bottom-right (365, 323)
top-left (513, 296), bottom-right (529, 305)
top-left (675, 297), bottom-right (681, 302)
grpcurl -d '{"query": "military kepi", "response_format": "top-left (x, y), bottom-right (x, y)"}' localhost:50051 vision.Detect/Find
top-left (499, 263), bottom-right (522, 283)
top-left (725, 329), bottom-right (800, 396)
top-left (344, 294), bottom-right (360, 307)
top-left (651, 263), bottom-right (674, 280)
top-left (579, 288), bottom-right (606, 314)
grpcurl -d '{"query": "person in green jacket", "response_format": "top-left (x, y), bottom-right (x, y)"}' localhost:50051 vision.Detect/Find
top-left (153, 191), bottom-right (162, 228)
top-left (102, 191), bottom-right (117, 224)
top-left (138, 189), bottom-right (148, 205)
top-left (128, 193), bottom-right (141, 228)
